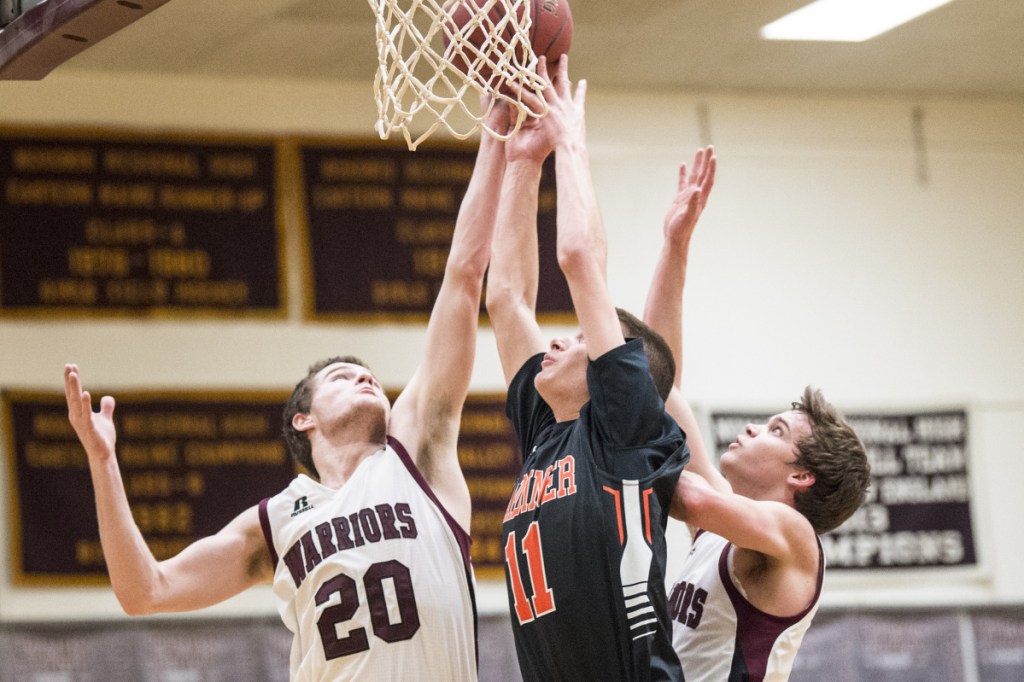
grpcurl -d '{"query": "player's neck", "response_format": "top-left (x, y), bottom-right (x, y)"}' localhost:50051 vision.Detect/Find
top-left (312, 439), bottom-right (386, 489)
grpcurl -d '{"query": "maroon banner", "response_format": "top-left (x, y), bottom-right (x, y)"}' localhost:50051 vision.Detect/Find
top-left (4, 389), bottom-right (521, 583)
top-left (299, 142), bottom-right (572, 321)
top-left (710, 409), bottom-right (975, 570)
top-left (458, 394), bottom-right (522, 577)
top-left (4, 390), bottom-right (294, 584)
top-left (0, 131), bottom-right (284, 315)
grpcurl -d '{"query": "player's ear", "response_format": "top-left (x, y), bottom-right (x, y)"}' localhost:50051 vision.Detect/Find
top-left (292, 412), bottom-right (314, 433)
top-left (789, 469), bottom-right (815, 491)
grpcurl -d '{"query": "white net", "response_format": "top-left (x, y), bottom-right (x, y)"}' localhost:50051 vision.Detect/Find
top-left (367, 0), bottom-right (547, 150)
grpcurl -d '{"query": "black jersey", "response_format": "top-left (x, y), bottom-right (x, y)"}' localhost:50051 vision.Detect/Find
top-left (502, 339), bottom-right (689, 682)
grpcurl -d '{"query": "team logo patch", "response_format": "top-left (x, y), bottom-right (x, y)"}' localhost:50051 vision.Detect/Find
top-left (291, 496), bottom-right (314, 517)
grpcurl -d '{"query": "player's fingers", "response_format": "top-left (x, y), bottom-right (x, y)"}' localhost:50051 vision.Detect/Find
top-left (100, 395), bottom-right (116, 419)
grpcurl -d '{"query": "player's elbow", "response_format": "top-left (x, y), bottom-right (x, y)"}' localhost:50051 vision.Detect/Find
top-left (116, 589), bottom-right (160, 616)
top-left (556, 238), bottom-right (599, 281)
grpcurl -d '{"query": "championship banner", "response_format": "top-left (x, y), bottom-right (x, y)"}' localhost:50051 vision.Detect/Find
top-left (0, 130), bottom-right (285, 316)
top-left (3, 390), bottom-right (521, 583)
top-left (298, 142), bottom-right (572, 321)
top-left (3, 390), bottom-right (295, 584)
top-left (710, 409), bottom-right (975, 570)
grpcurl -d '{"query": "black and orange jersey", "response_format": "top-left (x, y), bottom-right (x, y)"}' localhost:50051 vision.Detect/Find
top-left (502, 339), bottom-right (689, 682)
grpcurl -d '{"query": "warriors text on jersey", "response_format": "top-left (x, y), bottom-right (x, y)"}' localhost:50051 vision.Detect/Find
top-left (669, 530), bottom-right (824, 682)
top-left (259, 436), bottom-right (477, 682)
top-left (503, 340), bottom-right (689, 681)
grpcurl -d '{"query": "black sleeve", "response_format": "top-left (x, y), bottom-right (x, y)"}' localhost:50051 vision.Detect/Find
top-left (506, 353), bottom-right (556, 463)
top-left (587, 339), bottom-right (671, 447)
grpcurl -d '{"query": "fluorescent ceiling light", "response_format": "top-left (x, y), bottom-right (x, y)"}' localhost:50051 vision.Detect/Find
top-left (761, 0), bottom-right (957, 42)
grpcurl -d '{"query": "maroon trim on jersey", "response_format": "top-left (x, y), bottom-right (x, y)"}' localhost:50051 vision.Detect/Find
top-left (258, 497), bottom-right (279, 568)
top-left (716, 538), bottom-right (824, 681)
top-left (387, 435), bottom-right (472, 569)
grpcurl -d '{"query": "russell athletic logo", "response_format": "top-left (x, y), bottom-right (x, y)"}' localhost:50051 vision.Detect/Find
top-left (291, 496), bottom-right (314, 517)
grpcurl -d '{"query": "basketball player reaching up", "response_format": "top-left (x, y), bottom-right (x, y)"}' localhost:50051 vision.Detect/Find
top-left (641, 153), bottom-right (871, 681)
top-left (486, 55), bottom-right (689, 681)
top-left (63, 101), bottom-right (514, 682)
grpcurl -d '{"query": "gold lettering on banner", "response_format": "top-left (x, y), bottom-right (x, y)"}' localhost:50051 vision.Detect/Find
top-left (466, 476), bottom-right (516, 502)
top-left (539, 188), bottom-right (556, 213)
top-left (399, 187), bottom-right (456, 212)
top-left (394, 218), bottom-right (455, 245)
top-left (147, 248), bottom-right (211, 278)
top-left (207, 153), bottom-right (257, 179)
top-left (158, 185), bottom-right (236, 211)
top-left (313, 184), bottom-right (393, 210)
top-left (458, 443), bottom-right (515, 468)
top-left (219, 413), bottom-right (270, 437)
top-left (105, 279), bottom-right (170, 305)
top-left (371, 280), bottom-right (429, 307)
top-left (320, 158), bottom-right (397, 182)
top-left (98, 182), bottom-right (156, 208)
top-left (67, 246), bottom-right (131, 278)
top-left (24, 442), bottom-right (89, 468)
top-left (32, 413), bottom-right (77, 439)
top-left (172, 280), bottom-right (249, 305)
top-left (183, 441), bottom-right (286, 466)
top-left (403, 158), bottom-right (474, 184)
top-left (132, 502), bottom-right (193, 534)
top-left (38, 279), bottom-right (98, 305)
top-left (122, 413), bottom-right (218, 438)
top-left (120, 442), bottom-right (180, 467)
top-left (103, 150), bottom-right (200, 177)
top-left (6, 179), bottom-right (93, 206)
top-left (12, 146), bottom-right (96, 173)
top-left (412, 247), bottom-right (449, 277)
top-left (460, 411), bottom-right (509, 434)
top-left (85, 218), bottom-right (160, 246)
top-left (76, 539), bottom-right (106, 566)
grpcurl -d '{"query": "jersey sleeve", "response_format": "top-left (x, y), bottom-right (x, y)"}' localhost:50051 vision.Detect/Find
top-left (505, 353), bottom-right (556, 463)
top-left (586, 339), bottom-right (690, 481)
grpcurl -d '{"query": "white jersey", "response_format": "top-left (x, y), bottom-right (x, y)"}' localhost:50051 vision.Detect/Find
top-left (259, 436), bottom-right (477, 682)
top-left (668, 530), bottom-right (823, 682)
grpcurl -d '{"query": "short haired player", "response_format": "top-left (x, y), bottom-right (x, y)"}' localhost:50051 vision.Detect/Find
top-left (642, 149), bottom-right (871, 681)
top-left (486, 55), bottom-right (689, 680)
top-left (63, 101), bottom-right (514, 681)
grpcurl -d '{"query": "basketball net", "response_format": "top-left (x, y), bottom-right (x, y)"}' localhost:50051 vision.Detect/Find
top-left (367, 0), bottom-right (547, 150)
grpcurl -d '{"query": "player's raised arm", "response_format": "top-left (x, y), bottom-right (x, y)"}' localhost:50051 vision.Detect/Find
top-left (640, 148), bottom-right (726, 493)
top-left (389, 101), bottom-right (508, 528)
top-left (485, 71), bottom-right (557, 386)
top-left (64, 364), bottom-right (271, 615)
top-left (542, 56), bottom-right (622, 360)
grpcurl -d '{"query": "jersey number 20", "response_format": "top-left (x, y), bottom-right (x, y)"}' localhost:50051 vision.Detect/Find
top-left (315, 560), bottom-right (420, 659)
top-left (505, 521), bottom-right (556, 624)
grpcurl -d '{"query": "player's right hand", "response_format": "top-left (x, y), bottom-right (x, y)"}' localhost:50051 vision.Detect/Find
top-left (64, 364), bottom-right (118, 462)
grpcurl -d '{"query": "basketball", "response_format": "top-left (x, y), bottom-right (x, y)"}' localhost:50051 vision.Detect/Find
top-left (528, 0), bottom-right (573, 64)
top-left (442, 0), bottom-right (573, 78)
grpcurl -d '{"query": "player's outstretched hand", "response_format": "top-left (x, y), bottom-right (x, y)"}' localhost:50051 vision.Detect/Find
top-left (664, 146), bottom-right (716, 246)
top-left (64, 364), bottom-right (117, 462)
top-left (536, 55), bottom-right (587, 149)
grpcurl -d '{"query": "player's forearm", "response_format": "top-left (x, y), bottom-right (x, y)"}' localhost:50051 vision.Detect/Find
top-left (446, 137), bottom-right (505, 285)
top-left (486, 159), bottom-right (543, 316)
top-left (644, 238), bottom-right (689, 386)
top-left (87, 456), bottom-right (165, 615)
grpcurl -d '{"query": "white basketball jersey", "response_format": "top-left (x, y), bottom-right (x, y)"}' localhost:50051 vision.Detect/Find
top-left (259, 436), bottom-right (477, 682)
top-left (668, 530), bottom-right (823, 682)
